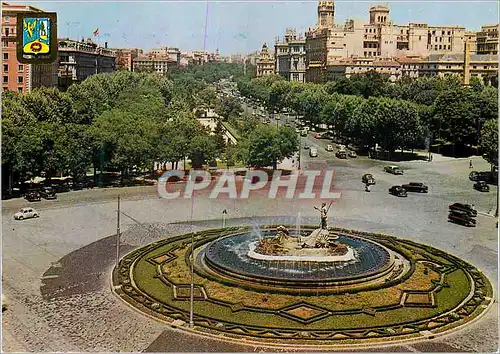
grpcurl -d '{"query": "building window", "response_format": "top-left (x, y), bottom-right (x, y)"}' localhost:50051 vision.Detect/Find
top-left (3, 76), bottom-right (8, 83)
top-left (18, 65), bottom-right (23, 71)
top-left (3, 53), bottom-right (8, 60)
top-left (448, 30), bottom-right (451, 35)
top-left (3, 64), bottom-right (7, 72)
top-left (18, 87), bottom-right (23, 93)
top-left (5, 16), bottom-right (10, 23)
top-left (419, 36), bottom-right (422, 41)
top-left (439, 45), bottom-right (442, 49)
top-left (18, 76), bottom-right (23, 83)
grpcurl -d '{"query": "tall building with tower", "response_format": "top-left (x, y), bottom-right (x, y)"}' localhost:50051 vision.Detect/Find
top-left (256, 43), bottom-right (275, 77)
top-left (274, 28), bottom-right (306, 82)
top-left (303, 0), bottom-right (493, 83)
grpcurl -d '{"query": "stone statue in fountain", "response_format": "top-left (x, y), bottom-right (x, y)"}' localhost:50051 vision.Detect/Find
top-left (314, 202), bottom-right (330, 230)
top-left (253, 201), bottom-right (347, 257)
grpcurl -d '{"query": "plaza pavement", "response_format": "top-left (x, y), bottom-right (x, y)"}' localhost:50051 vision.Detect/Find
top-left (1, 150), bottom-right (498, 352)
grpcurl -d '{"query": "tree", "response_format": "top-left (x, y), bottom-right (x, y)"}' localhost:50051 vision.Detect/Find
top-left (480, 119), bottom-right (498, 167)
top-left (239, 125), bottom-right (298, 169)
top-left (433, 87), bottom-right (479, 148)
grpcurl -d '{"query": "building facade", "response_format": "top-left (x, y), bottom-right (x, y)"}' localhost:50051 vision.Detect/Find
top-left (115, 48), bottom-right (142, 71)
top-left (1, 2), bottom-right (58, 93)
top-left (328, 57), bottom-right (401, 81)
top-left (304, 0), bottom-right (497, 83)
top-left (399, 53), bottom-right (498, 85)
top-left (476, 24), bottom-right (499, 55)
top-left (274, 28), bottom-right (306, 82)
top-left (57, 38), bottom-right (116, 91)
top-left (256, 43), bottom-right (275, 77)
top-left (132, 54), bottom-right (173, 74)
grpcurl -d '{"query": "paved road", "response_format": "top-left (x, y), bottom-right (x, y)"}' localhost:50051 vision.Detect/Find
top-left (2, 152), bottom-right (498, 352)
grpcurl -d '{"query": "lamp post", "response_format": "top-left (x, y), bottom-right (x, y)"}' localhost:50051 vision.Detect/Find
top-left (189, 188), bottom-right (196, 328)
top-left (116, 196), bottom-right (120, 267)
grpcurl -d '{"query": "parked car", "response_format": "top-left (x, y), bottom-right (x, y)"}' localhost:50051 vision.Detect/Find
top-left (448, 213), bottom-right (476, 227)
top-left (402, 182), bottom-right (428, 193)
top-left (24, 190), bottom-right (41, 202)
top-left (14, 207), bottom-right (39, 220)
top-left (309, 147), bottom-right (318, 157)
top-left (39, 186), bottom-right (57, 200)
top-left (348, 151), bottom-right (357, 158)
top-left (469, 170), bottom-right (498, 183)
top-left (336, 150), bottom-right (347, 159)
top-left (384, 165), bottom-right (404, 175)
top-left (473, 181), bottom-right (490, 192)
top-left (362, 173), bottom-right (376, 185)
top-left (449, 203), bottom-right (477, 217)
top-left (313, 133), bottom-right (322, 139)
top-left (303, 144), bottom-right (310, 150)
top-left (389, 185), bottom-right (408, 197)
top-left (326, 144), bottom-right (334, 152)
top-left (301, 130), bottom-right (308, 137)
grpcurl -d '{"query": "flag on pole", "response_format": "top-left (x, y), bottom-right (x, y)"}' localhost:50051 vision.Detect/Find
top-left (93, 28), bottom-right (99, 37)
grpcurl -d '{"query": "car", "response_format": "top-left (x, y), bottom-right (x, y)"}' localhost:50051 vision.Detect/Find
top-left (39, 186), bottom-right (57, 199)
top-left (2, 294), bottom-right (7, 312)
top-left (362, 173), bottom-right (376, 185)
top-left (449, 203), bottom-right (477, 217)
top-left (309, 148), bottom-right (318, 157)
top-left (301, 130), bottom-right (308, 137)
top-left (348, 151), bottom-right (357, 158)
top-left (313, 133), bottom-right (322, 139)
top-left (402, 182), bottom-right (428, 193)
top-left (335, 150), bottom-right (347, 159)
top-left (473, 181), bottom-right (490, 192)
top-left (384, 165), bottom-right (404, 175)
top-left (303, 144), bottom-right (310, 150)
top-left (326, 144), bottom-right (334, 152)
top-left (24, 190), bottom-right (41, 202)
top-left (469, 170), bottom-right (497, 184)
top-left (295, 128), bottom-right (301, 134)
top-left (389, 186), bottom-right (408, 197)
top-left (14, 207), bottom-right (39, 220)
top-left (448, 212), bottom-right (476, 227)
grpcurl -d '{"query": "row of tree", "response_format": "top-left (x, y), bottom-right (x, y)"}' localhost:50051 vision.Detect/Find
top-left (2, 62), bottom-right (297, 191)
top-left (236, 72), bottom-right (498, 164)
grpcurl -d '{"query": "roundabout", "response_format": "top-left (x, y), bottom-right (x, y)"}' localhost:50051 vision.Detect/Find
top-left (112, 224), bottom-right (494, 349)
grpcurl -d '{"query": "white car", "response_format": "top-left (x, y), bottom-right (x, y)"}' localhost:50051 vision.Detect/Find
top-left (309, 148), bottom-right (318, 157)
top-left (326, 144), bottom-right (334, 151)
top-left (14, 207), bottom-right (39, 220)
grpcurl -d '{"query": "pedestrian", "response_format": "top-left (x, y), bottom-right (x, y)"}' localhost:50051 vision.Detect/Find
top-left (469, 159), bottom-right (473, 169)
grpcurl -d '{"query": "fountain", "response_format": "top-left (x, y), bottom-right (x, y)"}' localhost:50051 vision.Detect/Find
top-left (197, 203), bottom-right (399, 293)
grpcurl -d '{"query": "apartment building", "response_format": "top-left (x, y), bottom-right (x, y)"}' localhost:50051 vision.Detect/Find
top-left (304, 1), bottom-right (493, 83)
top-left (1, 2), bottom-right (57, 93)
top-left (149, 46), bottom-right (181, 66)
top-left (114, 48), bottom-right (142, 71)
top-left (57, 38), bottom-right (116, 91)
top-left (256, 43), bottom-right (275, 77)
top-left (476, 24), bottom-right (499, 55)
top-left (274, 28), bottom-right (307, 82)
top-left (399, 53), bottom-right (498, 84)
top-left (328, 57), bottom-right (401, 81)
top-left (132, 55), bottom-right (172, 73)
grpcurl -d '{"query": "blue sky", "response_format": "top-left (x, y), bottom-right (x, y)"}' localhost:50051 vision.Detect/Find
top-left (19, 0), bottom-right (500, 55)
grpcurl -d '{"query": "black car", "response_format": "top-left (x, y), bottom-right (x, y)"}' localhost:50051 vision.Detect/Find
top-left (24, 190), bottom-right (41, 202)
top-left (362, 173), bottom-right (376, 185)
top-left (402, 182), bottom-right (428, 193)
top-left (39, 186), bottom-right (57, 200)
top-left (473, 181), bottom-right (490, 192)
top-left (448, 213), bottom-right (476, 227)
top-left (469, 170), bottom-right (498, 183)
top-left (449, 203), bottom-right (477, 217)
top-left (389, 186), bottom-right (408, 197)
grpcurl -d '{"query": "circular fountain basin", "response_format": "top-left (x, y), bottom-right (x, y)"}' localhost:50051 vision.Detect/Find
top-left (196, 228), bottom-right (400, 292)
top-left (247, 241), bottom-right (356, 262)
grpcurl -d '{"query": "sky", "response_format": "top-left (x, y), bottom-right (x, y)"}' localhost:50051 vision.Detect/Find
top-left (14, 0), bottom-right (500, 55)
